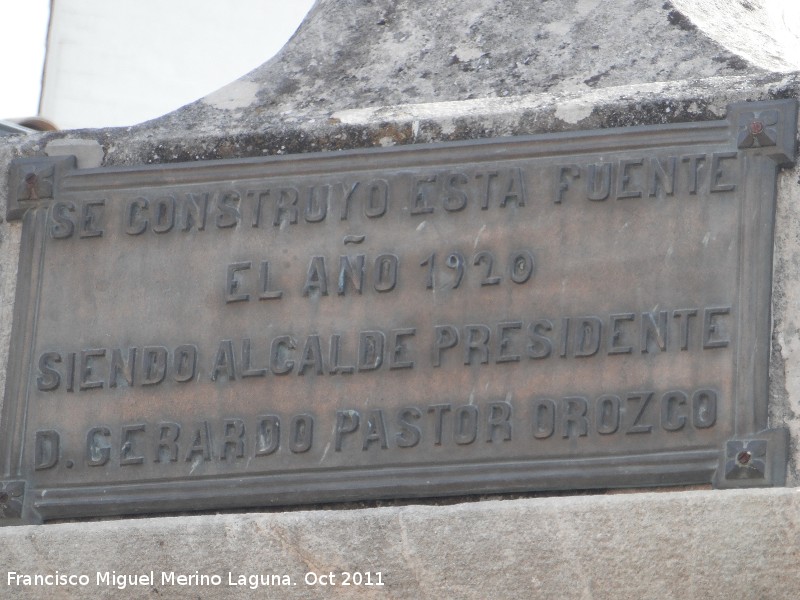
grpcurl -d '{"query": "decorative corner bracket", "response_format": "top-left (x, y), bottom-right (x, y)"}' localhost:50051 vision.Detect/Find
top-left (715, 428), bottom-right (789, 489)
top-left (730, 99), bottom-right (798, 166)
top-left (0, 481), bottom-right (25, 519)
top-left (7, 155), bottom-right (77, 221)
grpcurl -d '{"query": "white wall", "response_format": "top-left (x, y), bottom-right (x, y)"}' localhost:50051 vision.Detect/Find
top-left (0, 1), bottom-right (50, 120)
top-left (39, 0), bottom-right (315, 129)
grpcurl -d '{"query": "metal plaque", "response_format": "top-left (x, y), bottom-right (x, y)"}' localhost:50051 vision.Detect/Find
top-left (1, 100), bottom-right (797, 524)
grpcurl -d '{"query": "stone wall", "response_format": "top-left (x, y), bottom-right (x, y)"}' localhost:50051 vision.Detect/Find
top-left (1, 1), bottom-right (799, 597)
top-left (2, 488), bottom-right (798, 599)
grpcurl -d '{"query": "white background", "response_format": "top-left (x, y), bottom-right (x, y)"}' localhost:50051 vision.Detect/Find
top-left (0, 0), bottom-right (314, 129)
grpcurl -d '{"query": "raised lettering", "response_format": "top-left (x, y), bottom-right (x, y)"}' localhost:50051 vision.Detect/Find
top-left (298, 335), bottom-right (324, 376)
top-left (464, 324), bottom-right (490, 365)
top-left (221, 419), bottom-right (245, 460)
top-left (226, 262), bottom-right (251, 303)
top-left (625, 392), bottom-right (653, 434)
top-left (681, 154), bottom-right (705, 194)
top-left (641, 311), bottom-right (668, 353)
top-left (120, 423), bottom-right (146, 466)
top-left (692, 389), bottom-right (717, 428)
top-left (365, 180), bottom-right (388, 217)
top-left (396, 407), bottom-right (422, 448)
top-left (338, 255), bottom-right (365, 295)
top-left (79, 200), bottom-right (105, 238)
top-left (335, 410), bottom-right (360, 451)
top-left (562, 397), bottom-right (589, 438)
top-left (155, 422), bottom-right (180, 463)
top-left (373, 254), bottom-right (398, 292)
top-left (389, 328), bottom-right (415, 369)
top-left (358, 331), bottom-right (385, 371)
top-left (303, 256), bottom-right (328, 296)
top-left (79, 348), bottom-right (106, 391)
top-left (648, 156), bottom-right (676, 196)
top-left (453, 405), bottom-right (478, 445)
top-left (49, 201), bottom-right (76, 238)
top-left (587, 163), bottom-right (612, 201)
top-left (476, 170), bottom-right (498, 209)
top-left (86, 426), bottom-right (111, 466)
top-left (181, 192), bottom-right (209, 231)
top-left (151, 196), bottom-right (175, 233)
top-left (429, 404), bottom-right (451, 445)
top-left (411, 175), bottom-right (436, 214)
top-left (339, 181), bottom-right (360, 220)
top-left (289, 415), bottom-right (313, 453)
top-left (673, 308), bottom-right (698, 350)
top-left (258, 261), bottom-right (283, 299)
top-left (555, 164), bottom-right (580, 203)
top-left (474, 251), bottom-right (501, 286)
top-left (270, 336), bottom-right (296, 375)
top-left (596, 395), bottom-right (620, 434)
top-left (215, 191), bottom-right (240, 228)
top-left (304, 185), bottom-right (329, 222)
top-left (500, 168), bottom-right (526, 207)
top-left (526, 320), bottom-right (553, 359)
top-left (703, 306), bottom-right (731, 349)
top-left (509, 250), bottom-right (534, 284)
top-left (362, 409), bottom-right (389, 450)
top-left (608, 313), bottom-right (634, 354)
top-left (710, 152), bottom-right (737, 192)
top-left (486, 401), bottom-right (512, 442)
top-left (496, 322), bottom-right (522, 363)
top-left (210, 340), bottom-right (236, 382)
top-left (240, 339), bottom-right (266, 378)
top-left (124, 198), bottom-right (148, 235)
top-left (255, 416), bottom-right (280, 456)
top-left (329, 334), bottom-right (355, 374)
top-left (36, 352), bottom-right (61, 391)
top-left (574, 317), bottom-right (602, 357)
top-left (661, 391), bottom-right (688, 431)
top-left (34, 430), bottom-right (60, 470)
top-left (173, 345), bottom-right (198, 382)
top-left (109, 348), bottom-right (136, 388)
top-left (433, 325), bottom-right (459, 367)
top-left (616, 158), bottom-right (643, 199)
top-left (185, 422), bottom-right (213, 462)
top-left (141, 346), bottom-right (167, 385)
top-left (442, 173), bottom-right (468, 212)
top-left (532, 398), bottom-right (556, 439)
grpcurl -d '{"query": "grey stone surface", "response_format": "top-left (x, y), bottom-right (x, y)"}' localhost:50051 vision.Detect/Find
top-left (771, 160), bottom-right (800, 482)
top-left (0, 1), bottom-right (799, 595)
top-left (3, 0), bottom-right (794, 168)
top-left (670, 0), bottom-right (800, 73)
top-left (1, 488), bottom-right (799, 599)
top-left (44, 139), bottom-right (104, 169)
top-left (175, 0), bottom-right (768, 123)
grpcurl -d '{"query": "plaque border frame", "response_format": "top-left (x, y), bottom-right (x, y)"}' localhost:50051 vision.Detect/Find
top-left (1, 99), bottom-right (796, 524)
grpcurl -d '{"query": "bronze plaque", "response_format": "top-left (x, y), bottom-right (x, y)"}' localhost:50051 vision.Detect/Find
top-left (1, 100), bottom-right (796, 524)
